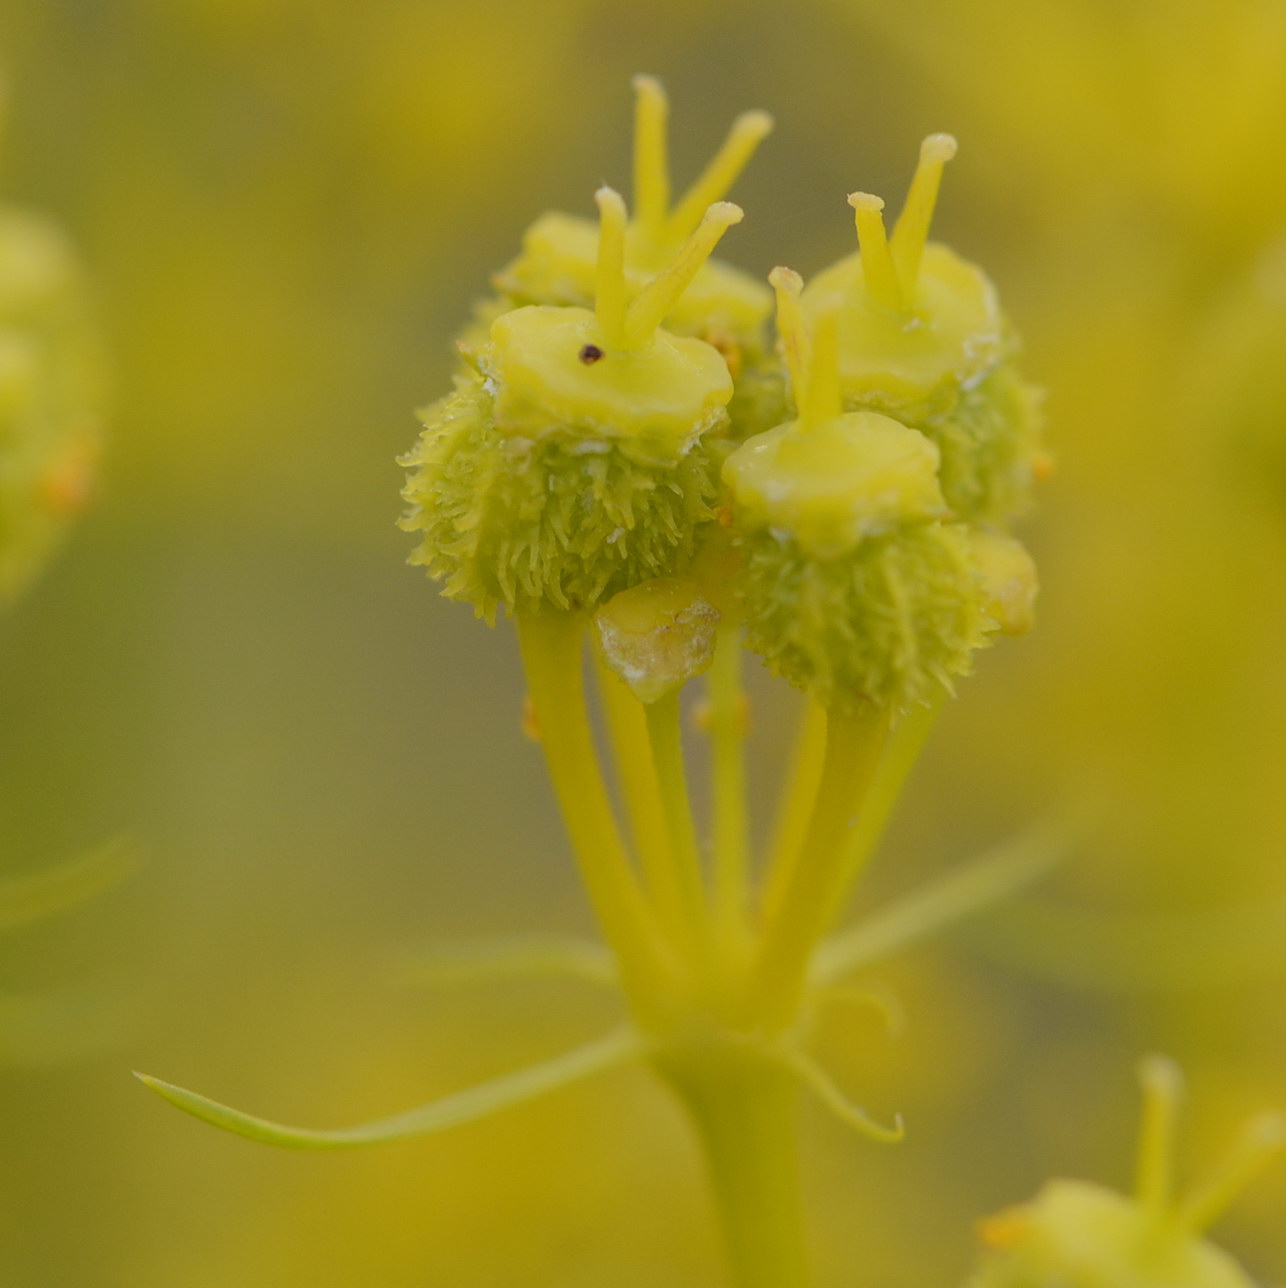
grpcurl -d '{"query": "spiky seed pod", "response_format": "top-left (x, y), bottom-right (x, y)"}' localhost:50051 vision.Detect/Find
top-left (400, 192), bottom-right (742, 621)
top-left (800, 137), bottom-right (1044, 525)
top-left (724, 272), bottom-right (997, 712)
top-left (735, 516), bottom-right (994, 712)
top-left (969, 1059), bottom-right (1284, 1288)
top-left (487, 77), bottom-right (774, 366)
top-left (0, 205), bottom-right (104, 604)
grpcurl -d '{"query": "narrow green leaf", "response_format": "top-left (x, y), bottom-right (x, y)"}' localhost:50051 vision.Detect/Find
top-left (811, 804), bottom-right (1091, 986)
top-left (136, 1025), bottom-right (641, 1150)
top-left (0, 836), bottom-right (139, 933)
top-left (962, 893), bottom-right (1286, 991)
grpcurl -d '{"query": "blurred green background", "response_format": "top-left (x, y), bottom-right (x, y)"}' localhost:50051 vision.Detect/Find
top-left (3, 0), bottom-right (1286, 1284)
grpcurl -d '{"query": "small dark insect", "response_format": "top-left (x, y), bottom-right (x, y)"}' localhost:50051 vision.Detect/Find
top-left (578, 344), bottom-right (605, 365)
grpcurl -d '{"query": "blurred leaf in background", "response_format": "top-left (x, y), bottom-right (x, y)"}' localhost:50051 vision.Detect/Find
top-left (1, 1), bottom-right (1285, 1285)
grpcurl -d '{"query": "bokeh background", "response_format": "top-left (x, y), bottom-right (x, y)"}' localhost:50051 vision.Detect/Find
top-left (3, 1), bottom-right (1286, 1284)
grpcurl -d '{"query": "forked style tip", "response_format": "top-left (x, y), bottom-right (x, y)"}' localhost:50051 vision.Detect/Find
top-left (631, 72), bottom-right (667, 99)
top-left (632, 75), bottom-right (671, 238)
top-left (890, 133), bottom-right (959, 293)
top-left (770, 266), bottom-right (809, 402)
top-left (624, 201), bottom-right (744, 344)
top-left (847, 191), bottom-right (885, 215)
top-left (733, 108), bottom-right (776, 143)
top-left (769, 264), bottom-right (804, 295)
top-left (666, 103), bottom-right (770, 242)
top-left (848, 191), bottom-right (903, 313)
top-left (1139, 1053), bottom-right (1184, 1099)
top-left (594, 186), bottom-right (630, 345)
top-left (705, 199), bottom-right (745, 228)
top-left (921, 132), bottom-right (958, 163)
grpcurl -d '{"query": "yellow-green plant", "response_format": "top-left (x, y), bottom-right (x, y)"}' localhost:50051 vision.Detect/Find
top-left (968, 1057), bottom-right (1285, 1288)
top-left (137, 80), bottom-right (1152, 1288)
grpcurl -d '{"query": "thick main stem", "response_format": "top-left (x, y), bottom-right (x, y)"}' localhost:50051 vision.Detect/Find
top-left (663, 1042), bottom-right (813, 1288)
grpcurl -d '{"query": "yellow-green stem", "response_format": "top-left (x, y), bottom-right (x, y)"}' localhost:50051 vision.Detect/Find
top-left (708, 623), bottom-right (749, 950)
top-left (811, 699), bottom-right (939, 937)
top-left (752, 703), bottom-right (889, 1026)
top-left (645, 688), bottom-right (710, 964)
top-left (516, 612), bottom-right (670, 1010)
top-left (661, 1040), bottom-right (813, 1288)
top-left (594, 658), bottom-right (692, 953)
top-left (760, 697), bottom-right (827, 924)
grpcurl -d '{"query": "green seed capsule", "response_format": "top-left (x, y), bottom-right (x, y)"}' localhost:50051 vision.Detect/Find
top-left (735, 514), bottom-right (993, 712)
top-left (724, 270), bottom-right (996, 712)
top-left (400, 191), bottom-right (742, 620)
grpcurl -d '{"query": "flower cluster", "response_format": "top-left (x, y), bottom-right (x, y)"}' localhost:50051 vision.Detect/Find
top-left (400, 84), bottom-right (1041, 717)
top-left (144, 78), bottom-right (1055, 1288)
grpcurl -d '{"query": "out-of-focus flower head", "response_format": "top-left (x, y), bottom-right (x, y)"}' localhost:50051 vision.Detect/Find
top-left (0, 80), bottom-right (105, 604)
top-left (970, 1058), bottom-right (1285, 1288)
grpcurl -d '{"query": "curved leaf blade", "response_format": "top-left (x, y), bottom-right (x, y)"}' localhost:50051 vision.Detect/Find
top-left (811, 803), bottom-right (1092, 985)
top-left (136, 1025), bottom-right (641, 1150)
top-left (0, 836), bottom-right (139, 934)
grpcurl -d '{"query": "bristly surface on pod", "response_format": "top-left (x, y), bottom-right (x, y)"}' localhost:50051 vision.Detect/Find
top-left (401, 192), bottom-right (744, 621)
